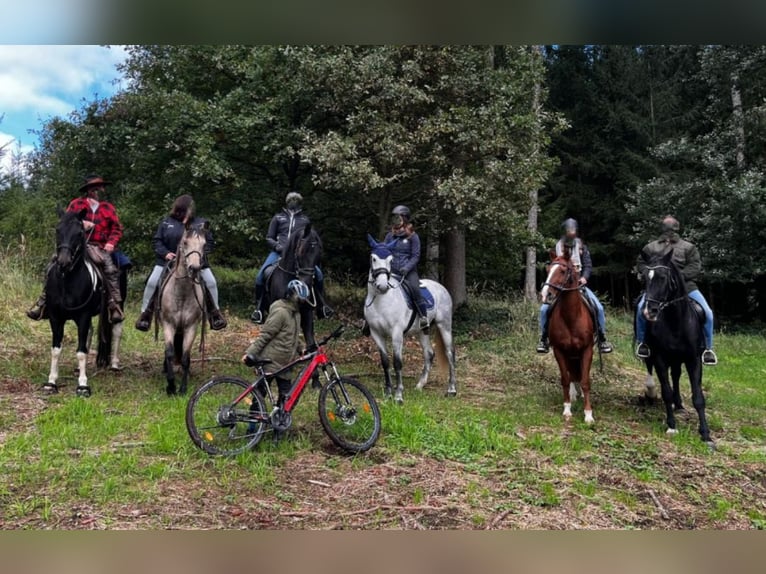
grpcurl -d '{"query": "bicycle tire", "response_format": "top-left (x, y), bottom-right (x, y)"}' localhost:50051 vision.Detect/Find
top-left (186, 376), bottom-right (269, 456)
top-left (318, 376), bottom-right (381, 453)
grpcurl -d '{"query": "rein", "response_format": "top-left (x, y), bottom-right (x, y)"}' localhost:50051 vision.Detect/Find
top-left (643, 264), bottom-right (686, 313)
top-left (276, 235), bottom-right (319, 308)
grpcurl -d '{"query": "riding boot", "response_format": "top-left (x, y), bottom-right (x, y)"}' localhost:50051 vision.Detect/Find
top-left (135, 291), bottom-right (156, 332)
top-left (27, 292), bottom-right (48, 321)
top-left (536, 334), bottom-right (550, 354)
top-left (415, 301), bottom-right (430, 333)
top-left (597, 330), bottom-right (613, 354)
top-left (251, 284), bottom-right (266, 324)
top-left (204, 287), bottom-right (227, 331)
top-left (105, 272), bottom-right (124, 324)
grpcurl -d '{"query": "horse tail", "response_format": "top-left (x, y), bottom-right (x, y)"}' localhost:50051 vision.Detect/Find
top-left (96, 289), bottom-right (112, 369)
top-left (433, 326), bottom-right (450, 379)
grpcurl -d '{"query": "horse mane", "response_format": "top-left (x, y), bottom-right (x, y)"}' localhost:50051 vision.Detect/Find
top-left (646, 252), bottom-right (687, 295)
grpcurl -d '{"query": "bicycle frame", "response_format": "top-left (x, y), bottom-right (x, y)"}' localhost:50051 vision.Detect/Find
top-left (231, 348), bottom-right (335, 415)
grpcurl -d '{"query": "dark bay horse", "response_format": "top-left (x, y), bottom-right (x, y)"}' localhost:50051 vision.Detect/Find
top-left (540, 251), bottom-right (596, 423)
top-left (158, 220), bottom-right (208, 396)
top-left (44, 209), bottom-right (115, 397)
top-left (638, 250), bottom-right (712, 445)
top-left (259, 223), bottom-right (323, 349)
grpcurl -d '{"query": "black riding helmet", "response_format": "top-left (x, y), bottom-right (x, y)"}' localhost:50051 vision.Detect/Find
top-left (391, 205), bottom-right (411, 228)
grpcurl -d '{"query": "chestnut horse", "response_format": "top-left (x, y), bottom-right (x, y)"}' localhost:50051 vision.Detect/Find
top-left (540, 252), bottom-right (596, 423)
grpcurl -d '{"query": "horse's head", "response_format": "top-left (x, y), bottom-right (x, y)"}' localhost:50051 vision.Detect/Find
top-left (179, 220), bottom-right (208, 278)
top-left (641, 250), bottom-right (684, 322)
top-left (55, 208), bottom-right (86, 271)
top-left (292, 223), bottom-right (323, 286)
top-left (367, 234), bottom-right (397, 294)
top-left (540, 251), bottom-right (580, 304)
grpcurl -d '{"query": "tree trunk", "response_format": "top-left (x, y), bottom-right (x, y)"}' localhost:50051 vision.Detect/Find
top-left (444, 226), bottom-right (467, 308)
top-left (731, 75), bottom-right (746, 171)
top-left (524, 45), bottom-right (544, 302)
top-left (425, 220), bottom-right (440, 281)
top-left (377, 189), bottom-right (392, 239)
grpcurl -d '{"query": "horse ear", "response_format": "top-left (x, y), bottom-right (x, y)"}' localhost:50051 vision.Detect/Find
top-left (661, 250), bottom-right (673, 264)
top-left (303, 222), bottom-right (312, 237)
top-left (202, 220), bottom-right (210, 230)
top-left (367, 234), bottom-right (378, 248)
top-left (548, 248), bottom-right (556, 261)
top-left (640, 250), bottom-right (650, 263)
top-left (56, 206), bottom-right (65, 218)
top-left (77, 208), bottom-right (88, 221)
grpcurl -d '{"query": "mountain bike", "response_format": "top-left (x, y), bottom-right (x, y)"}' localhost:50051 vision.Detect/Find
top-left (185, 325), bottom-right (381, 456)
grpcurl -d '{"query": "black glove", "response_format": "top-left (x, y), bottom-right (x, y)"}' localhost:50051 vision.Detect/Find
top-left (244, 354), bottom-right (258, 367)
top-left (304, 343), bottom-right (318, 354)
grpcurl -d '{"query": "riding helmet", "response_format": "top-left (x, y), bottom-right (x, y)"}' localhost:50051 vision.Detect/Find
top-left (561, 218), bottom-right (578, 231)
top-left (286, 279), bottom-right (310, 301)
top-left (391, 205), bottom-right (411, 220)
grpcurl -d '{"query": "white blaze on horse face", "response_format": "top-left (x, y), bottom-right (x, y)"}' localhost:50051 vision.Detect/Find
top-left (540, 263), bottom-right (560, 303)
top-left (648, 269), bottom-right (655, 281)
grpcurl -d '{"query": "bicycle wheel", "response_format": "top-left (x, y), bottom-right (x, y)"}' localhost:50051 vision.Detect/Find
top-left (186, 376), bottom-right (269, 456)
top-left (318, 376), bottom-right (381, 453)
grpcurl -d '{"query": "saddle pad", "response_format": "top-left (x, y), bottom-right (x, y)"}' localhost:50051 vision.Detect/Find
top-left (403, 283), bottom-right (435, 311)
top-left (84, 260), bottom-right (99, 293)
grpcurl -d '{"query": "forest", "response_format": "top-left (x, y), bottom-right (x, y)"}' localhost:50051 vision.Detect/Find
top-left (2, 45), bottom-right (765, 321)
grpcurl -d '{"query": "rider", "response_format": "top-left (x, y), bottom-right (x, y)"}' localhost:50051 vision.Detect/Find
top-left (242, 279), bottom-right (310, 407)
top-left (26, 175), bottom-right (125, 324)
top-left (537, 218), bottom-right (613, 354)
top-left (135, 194), bottom-right (227, 332)
top-left (251, 191), bottom-right (332, 324)
top-left (635, 216), bottom-right (717, 366)
top-left (384, 205), bottom-right (429, 331)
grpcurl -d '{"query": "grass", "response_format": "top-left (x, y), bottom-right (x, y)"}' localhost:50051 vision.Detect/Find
top-left (0, 247), bottom-right (765, 529)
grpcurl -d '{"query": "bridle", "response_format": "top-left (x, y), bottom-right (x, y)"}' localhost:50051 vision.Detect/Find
top-left (541, 260), bottom-right (580, 303)
top-left (643, 264), bottom-right (686, 313)
top-left (276, 233), bottom-right (319, 307)
top-left (55, 224), bottom-right (86, 274)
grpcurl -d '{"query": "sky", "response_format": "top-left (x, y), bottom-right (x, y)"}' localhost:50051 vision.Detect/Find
top-left (0, 45), bottom-right (128, 175)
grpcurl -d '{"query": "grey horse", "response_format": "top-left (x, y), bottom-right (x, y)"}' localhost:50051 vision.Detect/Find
top-left (158, 220), bottom-right (208, 395)
top-left (364, 235), bottom-right (457, 403)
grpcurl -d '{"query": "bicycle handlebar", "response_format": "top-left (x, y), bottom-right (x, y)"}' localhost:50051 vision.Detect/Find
top-left (316, 324), bottom-right (345, 347)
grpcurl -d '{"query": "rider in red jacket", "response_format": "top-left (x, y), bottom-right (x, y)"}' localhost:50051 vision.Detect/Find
top-left (27, 175), bottom-right (125, 323)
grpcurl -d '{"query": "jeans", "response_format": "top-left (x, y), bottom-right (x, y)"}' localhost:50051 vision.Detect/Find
top-left (141, 265), bottom-right (221, 311)
top-left (255, 251), bottom-right (324, 290)
top-left (635, 289), bottom-right (714, 348)
top-left (540, 286), bottom-right (607, 336)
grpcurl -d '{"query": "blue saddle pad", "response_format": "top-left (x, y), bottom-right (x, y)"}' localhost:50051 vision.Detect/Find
top-left (403, 283), bottom-right (435, 311)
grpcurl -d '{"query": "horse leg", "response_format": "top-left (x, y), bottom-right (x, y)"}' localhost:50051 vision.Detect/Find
top-left (163, 324), bottom-right (177, 395)
top-left (581, 346), bottom-right (595, 424)
top-left (46, 319), bottom-right (65, 392)
top-left (72, 315), bottom-right (92, 397)
top-left (110, 321), bottom-right (123, 371)
top-left (671, 363), bottom-right (684, 411)
top-left (653, 359), bottom-right (678, 435)
top-left (687, 358), bottom-right (712, 445)
top-left (370, 328), bottom-right (393, 398)
top-left (392, 331), bottom-right (405, 404)
top-left (301, 305), bottom-right (321, 388)
top-left (415, 329), bottom-right (434, 391)
top-left (438, 321), bottom-right (457, 396)
top-left (552, 348), bottom-right (573, 419)
top-left (178, 327), bottom-right (197, 396)
top-left (644, 361), bottom-right (658, 401)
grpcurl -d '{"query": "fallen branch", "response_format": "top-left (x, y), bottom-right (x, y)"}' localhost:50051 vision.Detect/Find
top-left (307, 480), bottom-right (332, 488)
top-left (647, 489), bottom-right (670, 520)
top-left (488, 509), bottom-right (512, 529)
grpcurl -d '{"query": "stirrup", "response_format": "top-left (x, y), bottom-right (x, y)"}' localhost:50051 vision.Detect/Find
top-left (251, 309), bottom-right (264, 324)
top-left (636, 343), bottom-right (650, 359)
top-left (536, 339), bottom-right (550, 354)
top-left (598, 340), bottom-right (613, 354)
top-left (702, 349), bottom-right (718, 366)
top-left (209, 310), bottom-right (227, 331)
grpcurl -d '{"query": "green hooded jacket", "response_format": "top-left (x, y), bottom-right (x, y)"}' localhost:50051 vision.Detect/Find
top-left (636, 232), bottom-right (702, 293)
top-left (245, 298), bottom-right (301, 370)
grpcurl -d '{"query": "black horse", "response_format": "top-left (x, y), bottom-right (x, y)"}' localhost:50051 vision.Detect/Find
top-left (638, 250), bottom-right (712, 445)
top-left (259, 223), bottom-right (323, 349)
top-left (43, 209), bottom-right (116, 397)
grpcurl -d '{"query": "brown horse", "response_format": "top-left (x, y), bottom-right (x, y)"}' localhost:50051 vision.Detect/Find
top-left (540, 251), bottom-right (596, 423)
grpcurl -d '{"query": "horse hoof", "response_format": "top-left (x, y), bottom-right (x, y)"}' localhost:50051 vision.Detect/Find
top-left (395, 396), bottom-right (404, 405)
top-left (110, 364), bottom-right (124, 372)
top-left (42, 383), bottom-right (58, 394)
top-left (76, 385), bottom-right (91, 398)
top-left (445, 390), bottom-right (457, 397)
top-left (179, 387), bottom-right (187, 396)
top-left (166, 387), bottom-right (176, 396)
top-left (666, 428), bottom-right (678, 435)
top-left (705, 440), bottom-right (716, 451)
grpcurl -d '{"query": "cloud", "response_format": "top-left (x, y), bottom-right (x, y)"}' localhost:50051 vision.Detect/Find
top-left (0, 45), bottom-right (128, 117)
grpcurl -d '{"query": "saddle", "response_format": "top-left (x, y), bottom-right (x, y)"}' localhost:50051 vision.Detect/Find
top-left (395, 276), bottom-right (435, 312)
top-left (263, 260), bottom-right (279, 287)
